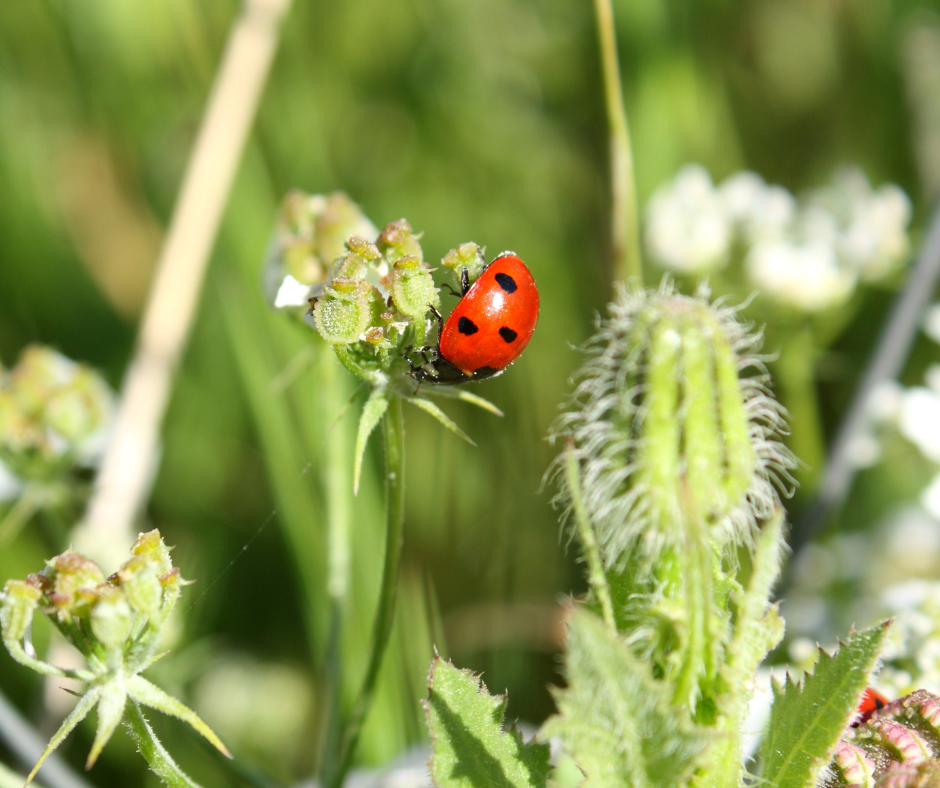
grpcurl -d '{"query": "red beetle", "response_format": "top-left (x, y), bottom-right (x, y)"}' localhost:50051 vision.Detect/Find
top-left (409, 252), bottom-right (539, 385)
top-left (852, 687), bottom-right (889, 727)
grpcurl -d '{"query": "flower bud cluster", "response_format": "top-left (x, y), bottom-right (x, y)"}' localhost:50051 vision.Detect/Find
top-left (305, 218), bottom-right (446, 378)
top-left (1, 530), bottom-right (183, 672)
top-left (0, 530), bottom-right (226, 780)
top-left (0, 344), bottom-right (113, 482)
top-left (645, 165), bottom-right (912, 312)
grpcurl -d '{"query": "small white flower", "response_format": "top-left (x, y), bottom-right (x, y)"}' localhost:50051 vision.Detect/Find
top-left (924, 304), bottom-right (940, 345)
top-left (0, 460), bottom-right (22, 501)
top-left (645, 165), bottom-right (732, 273)
top-left (745, 238), bottom-right (855, 312)
top-left (273, 274), bottom-right (314, 309)
top-left (899, 387), bottom-right (940, 463)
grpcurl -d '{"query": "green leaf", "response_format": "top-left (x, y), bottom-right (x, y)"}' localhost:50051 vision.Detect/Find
top-left (86, 681), bottom-right (127, 768)
top-left (540, 608), bottom-right (710, 788)
top-left (409, 398), bottom-right (475, 446)
top-left (124, 701), bottom-right (204, 788)
top-left (0, 761), bottom-right (45, 788)
top-left (759, 622), bottom-right (890, 788)
top-left (427, 387), bottom-right (504, 417)
top-left (25, 686), bottom-right (101, 786)
top-left (353, 388), bottom-right (389, 494)
top-left (127, 675), bottom-right (230, 758)
top-left (424, 656), bottom-right (550, 788)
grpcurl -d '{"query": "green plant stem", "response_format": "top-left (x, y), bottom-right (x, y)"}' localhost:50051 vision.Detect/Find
top-left (593, 0), bottom-right (642, 287)
top-left (565, 443), bottom-right (616, 632)
top-left (0, 489), bottom-right (39, 547)
top-left (321, 394), bottom-right (405, 788)
top-left (124, 702), bottom-right (203, 788)
top-left (318, 350), bottom-right (353, 781)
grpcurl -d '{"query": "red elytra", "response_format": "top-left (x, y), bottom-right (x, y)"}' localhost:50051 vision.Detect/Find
top-left (852, 687), bottom-right (889, 726)
top-left (409, 252), bottom-right (539, 385)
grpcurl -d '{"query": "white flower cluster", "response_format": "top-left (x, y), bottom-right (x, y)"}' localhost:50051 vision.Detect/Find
top-left (876, 580), bottom-right (940, 698)
top-left (645, 165), bottom-right (912, 312)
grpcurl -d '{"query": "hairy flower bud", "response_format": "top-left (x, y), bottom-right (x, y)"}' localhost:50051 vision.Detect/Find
top-left (554, 283), bottom-right (795, 567)
top-left (115, 556), bottom-right (163, 621)
top-left (377, 219), bottom-right (423, 265)
top-left (90, 585), bottom-right (133, 652)
top-left (46, 551), bottom-right (106, 622)
top-left (0, 579), bottom-right (42, 643)
top-left (442, 243), bottom-right (486, 288)
top-left (311, 278), bottom-right (384, 345)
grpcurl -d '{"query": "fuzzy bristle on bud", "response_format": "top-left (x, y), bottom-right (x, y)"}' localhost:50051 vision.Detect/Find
top-left (552, 283), bottom-right (795, 569)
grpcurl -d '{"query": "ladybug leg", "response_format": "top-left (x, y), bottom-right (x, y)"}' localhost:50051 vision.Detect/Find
top-left (429, 305), bottom-right (445, 339)
top-left (460, 267), bottom-right (470, 295)
top-left (441, 283), bottom-right (462, 298)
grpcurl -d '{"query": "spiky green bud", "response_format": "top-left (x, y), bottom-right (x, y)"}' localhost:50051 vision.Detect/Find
top-left (554, 283), bottom-right (794, 568)
top-left (90, 585), bottom-right (133, 652)
top-left (0, 579), bottom-right (42, 643)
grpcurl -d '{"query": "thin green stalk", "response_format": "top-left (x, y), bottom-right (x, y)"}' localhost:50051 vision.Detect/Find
top-left (594, 0), bottom-right (642, 286)
top-left (318, 350), bottom-right (353, 779)
top-left (565, 442), bottom-right (616, 633)
top-left (123, 702), bottom-right (203, 788)
top-left (0, 488), bottom-right (40, 547)
top-left (321, 394), bottom-right (405, 788)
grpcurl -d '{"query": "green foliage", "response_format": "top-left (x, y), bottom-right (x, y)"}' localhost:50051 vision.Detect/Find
top-left (759, 623), bottom-right (890, 788)
top-left (425, 656), bottom-right (551, 788)
top-left (541, 608), bottom-right (711, 788)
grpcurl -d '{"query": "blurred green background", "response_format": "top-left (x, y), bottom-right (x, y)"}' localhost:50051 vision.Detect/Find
top-left (1, 0), bottom-right (938, 785)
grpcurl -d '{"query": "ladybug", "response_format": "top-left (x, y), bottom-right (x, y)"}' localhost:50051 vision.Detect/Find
top-left (408, 251), bottom-right (539, 385)
top-left (852, 687), bottom-right (889, 727)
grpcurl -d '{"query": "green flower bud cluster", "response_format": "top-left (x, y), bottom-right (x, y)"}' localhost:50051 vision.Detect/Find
top-left (0, 530), bottom-right (226, 784)
top-left (0, 344), bottom-right (114, 481)
top-left (265, 191), bottom-right (379, 309)
top-left (307, 219), bottom-right (444, 377)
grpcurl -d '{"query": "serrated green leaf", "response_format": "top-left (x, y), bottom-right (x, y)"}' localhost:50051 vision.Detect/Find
top-left (353, 388), bottom-right (389, 494)
top-left (759, 622), bottom-right (890, 788)
top-left (409, 398), bottom-right (475, 446)
top-left (425, 657), bottom-right (550, 788)
top-left (25, 686), bottom-right (101, 786)
top-left (540, 609), bottom-right (710, 788)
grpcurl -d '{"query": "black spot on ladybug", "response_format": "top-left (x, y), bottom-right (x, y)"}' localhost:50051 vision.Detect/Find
top-left (499, 327), bottom-right (518, 343)
top-left (494, 273), bottom-right (517, 293)
top-left (458, 316), bottom-right (479, 335)
top-left (876, 698), bottom-right (885, 710)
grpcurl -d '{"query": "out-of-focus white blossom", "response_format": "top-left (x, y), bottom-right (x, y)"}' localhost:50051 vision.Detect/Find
top-left (899, 387), bottom-right (940, 463)
top-left (645, 165), bottom-right (912, 313)
top-left (644, 165), bottom-right (732, 273)
top-left (0, 460), bottom-right (22, 501)
top-left (925, 305), bottom-right (940, 345)
top-left (745, 238), bottom-right (855, 312)
top-left (877, 580), bottom-right (940, 697)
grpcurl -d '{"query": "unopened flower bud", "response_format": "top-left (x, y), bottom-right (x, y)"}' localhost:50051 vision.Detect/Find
top-left (1, 579), bottom-right (42, 643)
top-left (116, 556), bottom-right (163, 621)
top-left (442, 243), bottom-right (486, 289)
top-left (390, 255), bottom-right (439, 321)
top-left (311, 278), bottom-right (383, 345)
top-left (90, 586), bottom-right (133, 651)
top-left (377, 219), bottom-right (423, 265)
top-left (130, 530), bottom-right (174, 576)
top-left (46, 551), bottom-right (106, 622)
